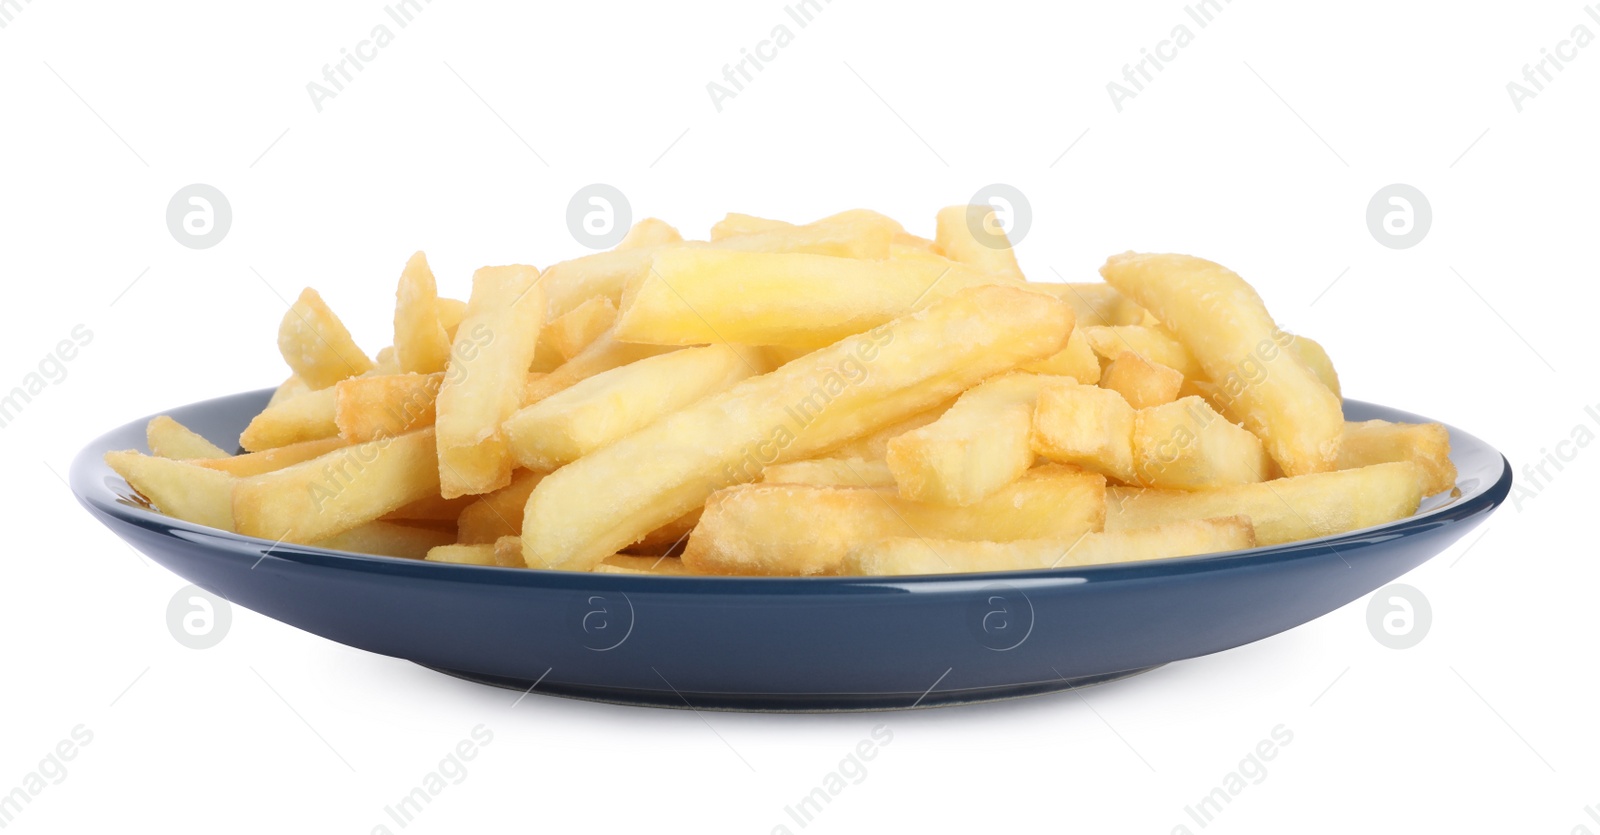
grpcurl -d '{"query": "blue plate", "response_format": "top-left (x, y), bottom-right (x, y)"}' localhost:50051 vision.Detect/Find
top-left (73, 389), bottom-right (1510, 711)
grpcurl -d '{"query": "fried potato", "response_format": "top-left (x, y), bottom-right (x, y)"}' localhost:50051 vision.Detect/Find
top-left (278, 288), bottom-right (374, 388)
top-left (935, 205), bottom-right (1026, 282)
top-left (435, 265), bottom-right (543, 498)
top-left (1019, 328), bottom-right (1101, 382)
top-left (146, 416), bottom-right (229, 460)
top-left (392, 252), bottom-right (452, 374)
top-left (268, 375), bottom-right (310, 407)
top-left (520, 325), bottom-right (676, 406)
top-left (491, 535), bottom-right (527, 567)
top-left (437, 297), bottom-right (467, 338)
top-left (1338, 420), bottom-right (1456, 496)
top-left (1101, 253), bottom-right (1342, 476)
top-left (1288, 335), bottom-right (1341, 398)
top-left (425, 543), bottom-right (498, 565)
top-left (335, 372), bottom-right (441, 443)
top-left (1100, 351), bottom-right (1184, 409)
top-left (542, 296), bottom-right (618, 361)
top-left (106, 451), bottom-right (237, 530)
top-left (239, 386), bottom-right (339, 451)
top-left (233, 428), bottom-right (441, 543)
top-left (617, 218), bottom-right (683, 249)
top-left (1025, 282), bottom-right (1146, 328)
top-left (382, 491), bottom-right (474, 523)
top-left (315, 521), bottom-right (454, 559)
top-left (840, 516), bottom-right (1256, 575)
top-left (595, 555), bottom-right (693, 575)
top-left (1107, 461), bottom-right (1424, 546)
top-left (192, 436), bottom-right (347, 477)
top-left (1082, 325), bottom-right (1202, 379)
top-left (709, 212), bottom-right (789, 240)
top-left (1132, 397), bottom-right (1270, 489)
top-left (886, 373), bottom-right (1076, 506)
top-left (828, 401), bottom-right (954, 460)
top-left (522, 285), bottom-right (1075, 571)
top-left (456, 469), bottom-right (546, 545)
top-left (622, 509), bottom-right (703, 556)
top-left (505, 344), bottom-right (758, 470)
top-left (760, 457), bottom-right (895, 488)
top-left (682, 466), bottom-right (1107, 576)
top-left (614, 249), bottom-right (993, 348)
top-left (1031, 382), bottom-right (1137, 483)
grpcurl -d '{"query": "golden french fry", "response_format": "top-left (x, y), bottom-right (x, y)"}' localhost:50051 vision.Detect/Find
top-left (437, 297), bottom-right (467, 337)
top-left (393, 252), bottom-right (452, 374)
top-left (1100, 253), bottom-right (1343, 476)
top-left (268, 375), bottom-right (310, 407)
top-left (622, 509), bottom-right (703, 555)
top-left (193, 436), bottom-right (348, 477)
top-left (761, 457), bottom-right (895, 488)
top-left (233, 428), bottom-right (441, 543)
top-left (1025, 282), bottom-right (1146, 328)
top-left (491, 535), bottom-right (527, 567)
top-left (522, 285), bottom-right (1075, 571)
top-left (595, 555), bottom-right (693, 575)
top-left (382, 491), bottom-right (474, 523)
top-left (1031, 382), bottom-right (1137, 483)
top-left (1019, 328), bottom-right (1101, 382)
top-left (709, 212), bottom-right (790, 240)
top-left (1338, 420), bottom-right (1455, 496)
top-left (714, 210), bottom-right (900, 259)
top-left (935, 204), bottom-right (1026, 282)
top-left (315, 521), bottom-right (454, 559)
top-left (520, 326), bottom-right (676, 406)
top-left (505, 344), bottom-right (758, 471)
top-left (1288, 335), bottom-right (1341, 398)
top-left (1082, 325), bottom-right (1202, 378)
top-left (1132, 397), bottom-right (1270, 489)
top-left (425, 543), bottom-right (498, 565)
top-left (239, 386), bottom-right (339, 451)
top-left (456, 469), bottom-right (546, 545)
top-left (542, 296), bottom-right (618, 361)
top-left (278, 288), bottom-right (374, 388)
top-left (106, 451), bottom-right (237, 531)
top-left (1100, 351), bottom-right (1184, 409)
top-left (828, 401), bottom-right (953, 460)
top-left (335, 373), bottom-right (441, 443)
top-left (614, 249), bottom-right (995, 348)
top-left (1106, 462), bottom-right (1423, 546)
top-left (840, 516), bottom-right (1256, 575)
top-left (682, 466), bottom-right (1107, 576)
top-left (436, 265), bottom-right (544, 498)
top-left (617, 218), bottom-right (683, 249)
top-left (886, 373), bottom-right (1076, 506)
top-left (146, 416), bottom-right (229, 460)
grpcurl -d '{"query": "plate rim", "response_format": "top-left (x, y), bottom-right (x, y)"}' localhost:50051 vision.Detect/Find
top-left (73, 388), bottom-right (1513, 592)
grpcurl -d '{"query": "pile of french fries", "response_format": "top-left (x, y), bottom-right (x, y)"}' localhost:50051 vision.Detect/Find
top-left (108, 207), bottom-right (1458, 577)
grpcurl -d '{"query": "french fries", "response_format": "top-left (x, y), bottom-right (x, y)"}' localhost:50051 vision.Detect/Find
top-left (1107, 462), bottom-right (1424, 546)
top-left (1101, 253), bottom-right (1343, 476)
top-left (111, 204), bottom-right (1447, 580)
top-left (435, 265), bottom-right (543, 498)
top-left (521, 285), bottom-right (1074, 571)
top-left (682, 466), bottom-right (1107, 576)
top-left (840, 516), bottom-right (1256, 575)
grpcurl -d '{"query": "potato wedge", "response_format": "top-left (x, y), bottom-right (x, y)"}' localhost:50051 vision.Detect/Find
top-left (146, 416), bottom-right (229, 460)
top-left (334, 372), bottom-right (442, 443)
top-left (1100, 351), bottom-right (1184, 409)
top-left (192, 436), bottom-right (348, 477)
top-left (277, 288), bottom-right (374, 388)
top-left (1031, 382), bottom-right (1137, 483)
top-left (682, 465), bottom-right (1106, 576)
top-left (1100, 253), bottom-right (1342, 475)
top-left (840, 516), bottom-right (1256, 575)
top-left (505, 344), bottom-right (758, 470)
top-left (436, 265), bottom-right (544, 498)
top-left (106, 451), bottom-right (237, 531)
top-left (239, 386), bottom-right (339, 451)
top-left (522, 285), bottom-right (1075, 571)
top-left (1106, 462), bottom-right (1424, 546)
top-left (392, 252), bottom-right (452, 374)
top-left (1082, 325), bottom-right (1202, 379)
top-left (1338, 420), bottom-right (1455, 496)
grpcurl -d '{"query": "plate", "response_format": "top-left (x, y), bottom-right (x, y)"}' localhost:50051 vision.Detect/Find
top-left (73, 389), bottom-right (1511, 712)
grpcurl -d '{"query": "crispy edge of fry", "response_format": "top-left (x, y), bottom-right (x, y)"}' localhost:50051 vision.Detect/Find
top-left (277, 287), bottom-right (374, 389)
top-left (1099, 351), bottom-right (1184, 410)
top-left (840, 515), bottom-right (1257, 575)
top-left (1131, 396), bottom-right (1271, 489)
top-left (1338, 420), bottom-right (1456, 496)
top-left (435, 265), bottom-right (544, 498)
top-left (335, 372), bottom-right (442, 443)
top-left (1030, 381), bottom-right (1137, 483)
top-left (192, 435), bottom-right (348, 477)
top-left (393, 251), bottom-right (452, 375)
top-left (146, 416), bottom-right (229, 460)
top-left (106, 451), bottom-right (237, 531)
top-left (884, 373), bottom-right (1053, 506)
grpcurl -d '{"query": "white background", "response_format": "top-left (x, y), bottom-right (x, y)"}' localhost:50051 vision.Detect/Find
top-left (2, 1), bottom-right (1597, 832)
